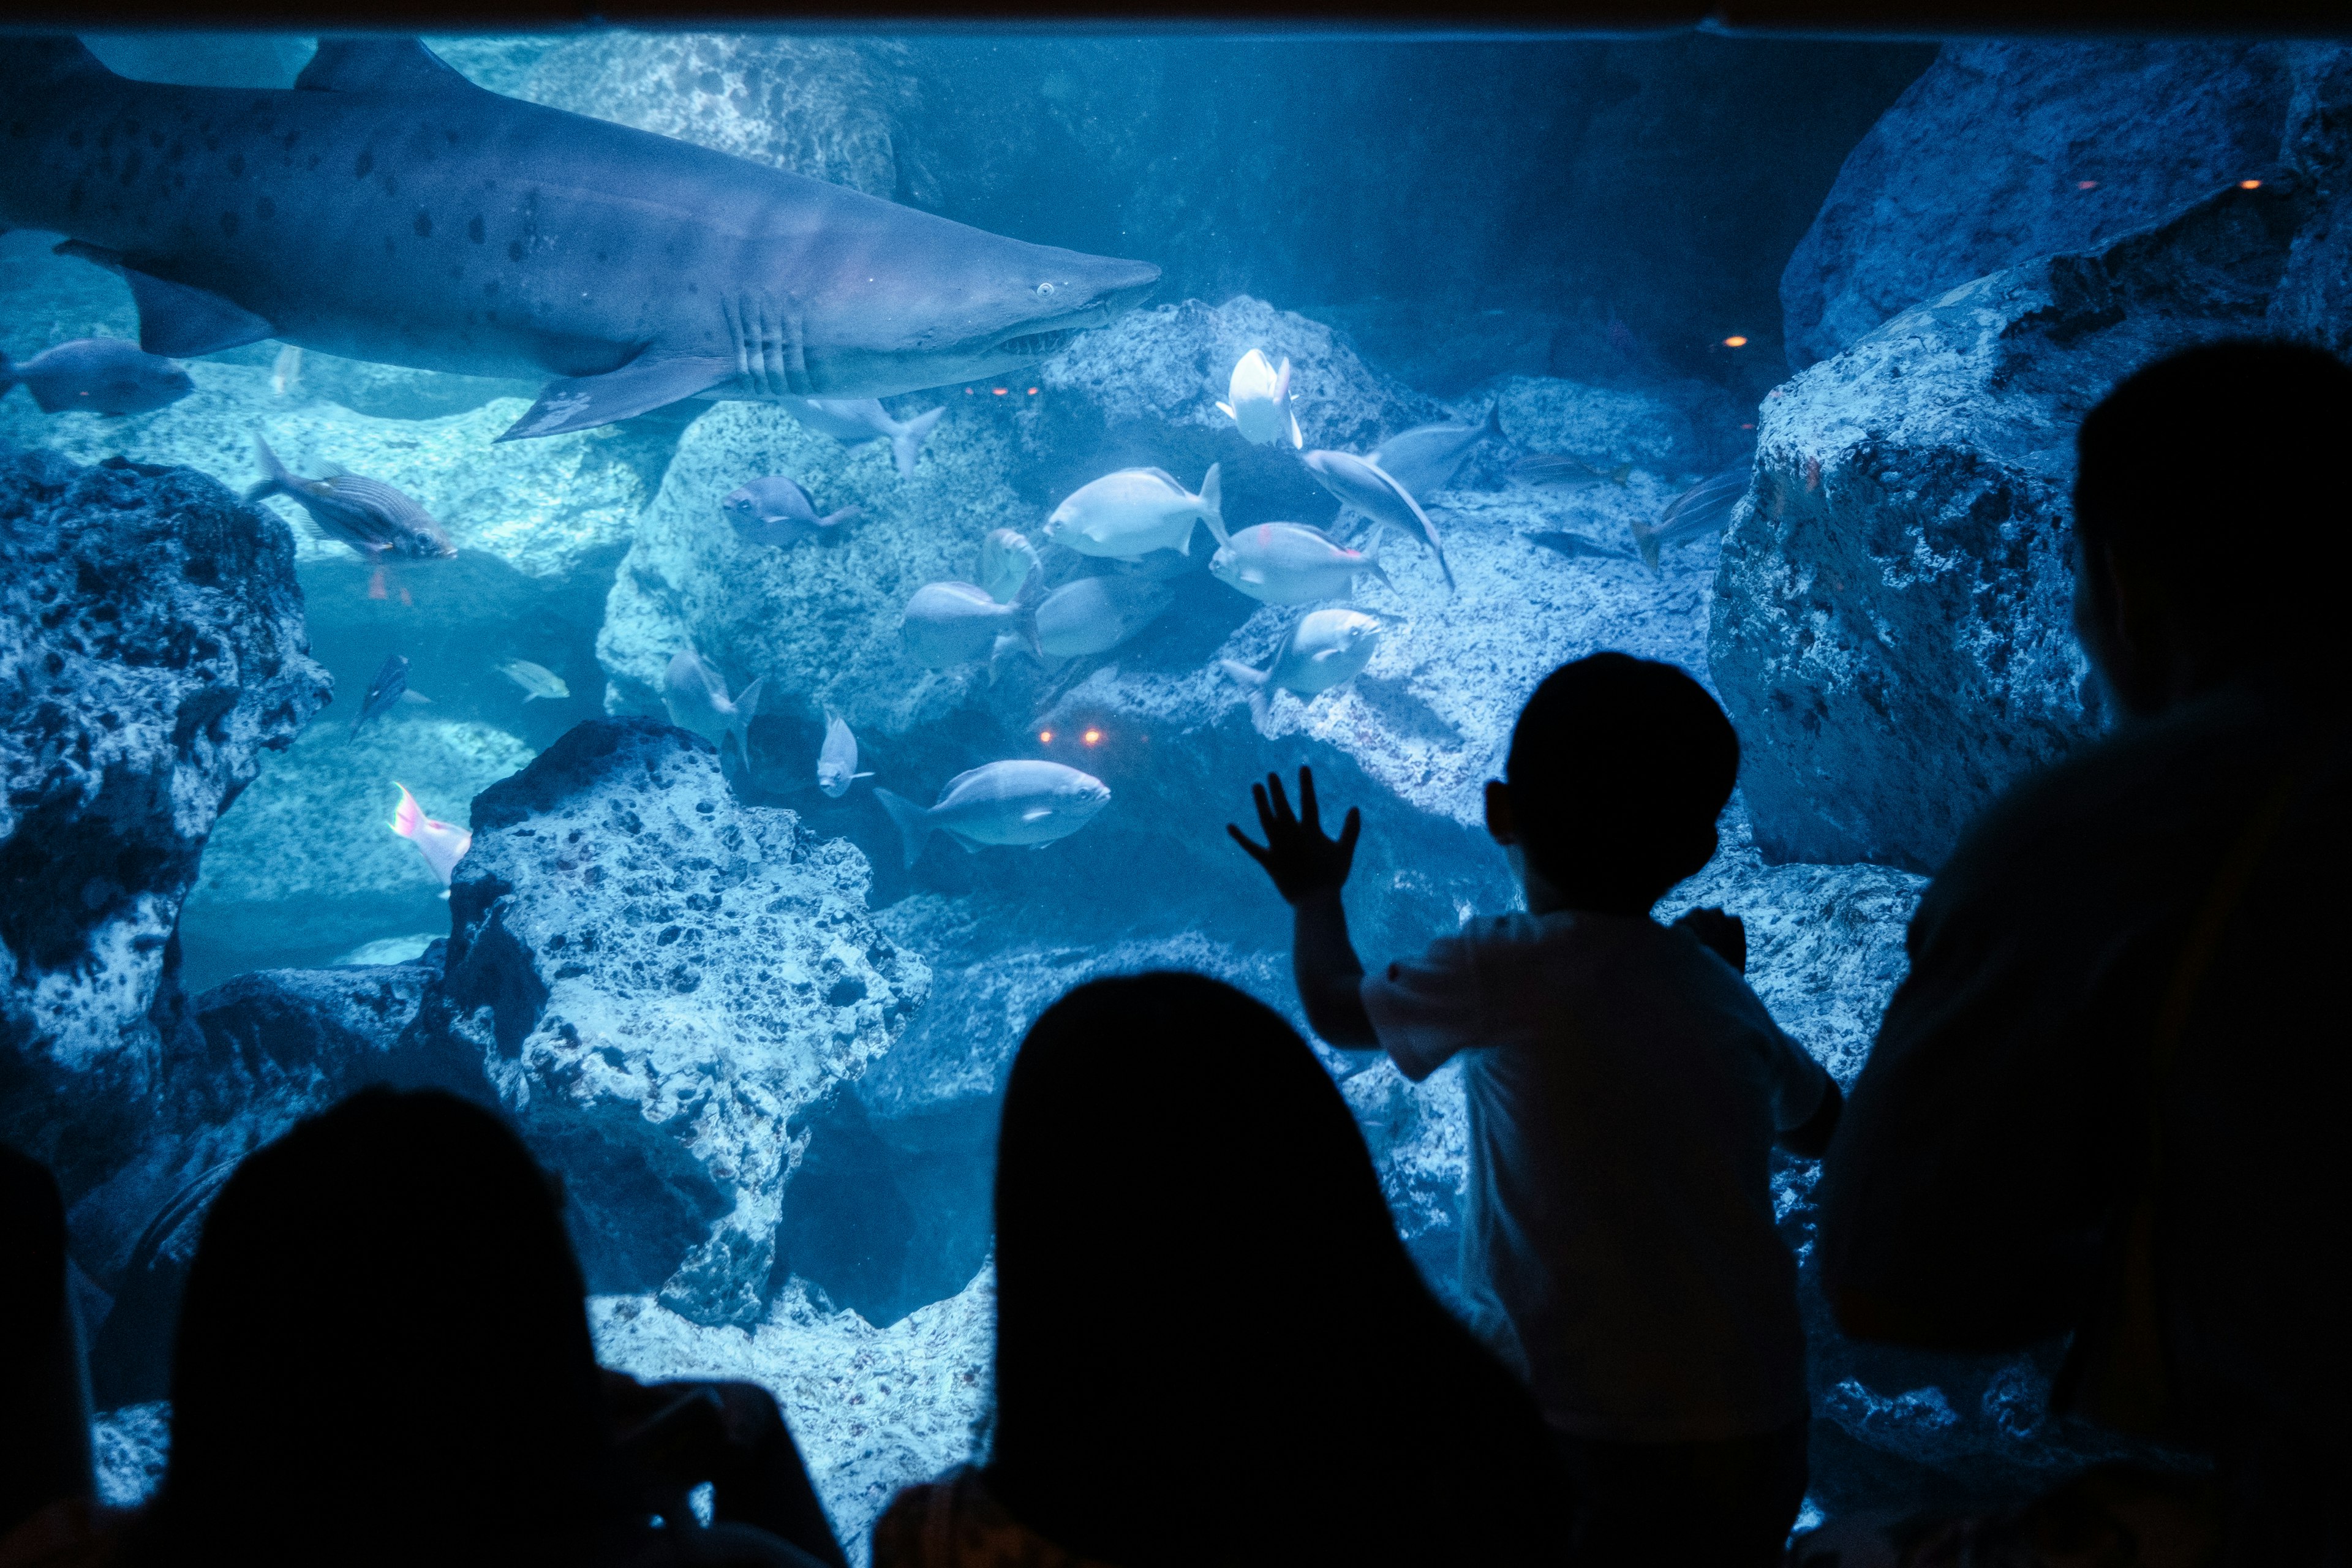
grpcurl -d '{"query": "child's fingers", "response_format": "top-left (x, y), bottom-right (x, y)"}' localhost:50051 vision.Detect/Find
top-left (1296, 765), bottom-right (1319, 831)
top-left (1337, 806), bottom-right (1362, 861)
top-left (1252, 780), bottom-right (1278, 836)
top-left (1227, 823), bottom-right (1273, 869)
top-left (1264, 771), bottom-right (1295, 827)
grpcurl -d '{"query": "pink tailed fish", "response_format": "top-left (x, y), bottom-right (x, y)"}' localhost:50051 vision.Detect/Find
top-left (391, 782), bottom-right (472, 890)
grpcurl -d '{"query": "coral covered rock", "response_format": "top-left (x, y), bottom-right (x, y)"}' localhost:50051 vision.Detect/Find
top-left (415, 718), bottom-right (929, 1325)
top-left (1714, 182), bottom-right (2305, 870)
top-left (0, 450), bottom-right (327, 1202)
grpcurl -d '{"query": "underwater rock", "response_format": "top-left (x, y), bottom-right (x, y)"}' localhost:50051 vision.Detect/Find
top-left (518, 33), bottom-right (919, 202)
top-left (1715, 181), bottom-right (2305, 870)
top-left (1781, 40), bottom-right (2296, 369)
top-left (0, 448), bottom-right (328, 1204)
top-left (2267, 44), bottom-right (2352, 358)
top-left (590, 1266), bottom-right (993, 1555)
top-left (413, 718), bottom-right (928, 1327)
top-left (179, 713), bottom-right (534, 985)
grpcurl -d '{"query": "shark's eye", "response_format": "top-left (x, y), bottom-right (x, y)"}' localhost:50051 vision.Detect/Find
top-left (1035, 281), bottom-right (1058, 297)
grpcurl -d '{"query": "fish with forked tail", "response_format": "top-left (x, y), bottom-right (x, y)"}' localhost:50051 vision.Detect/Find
top-left (1210, 522), bottom-right (1390, 606)
top-left (1044, 466), bottom-right (1224, 560)
top-left (723, 475), bottom-right (862, 549)
top-left (816, 711), bottom-right (873, 798)
top-left (1632, 467), bottom-right (1749, 571)
top-left (902, 571), bottom-right (1043, 669)
top-left (348, 654), bottom-right (412, 740)
top-left (1221, 608), bottom-right (1398, 731)
top-left (496, 660), bottom-right (568, 702)
top-left (1370, 404), bottom-right (1502, 500)
top-left (390, 783), bottom-right (470, 889)
top-left (1302, 450), bottom-right (1454, 592)
top-left (875, 760), bottom-right (1110, 867)
top-left (0, 338), bottom-right (193, 415)
top-left (780, 398), bottom-right (947, 480)
top-left (664, 647), bottom-right (761, 757)
top-left (247, 436), bottom-right (454, 566)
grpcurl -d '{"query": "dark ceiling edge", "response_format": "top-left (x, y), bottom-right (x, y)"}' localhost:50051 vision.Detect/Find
top-left (6, 0), bottom-right (2350, 35)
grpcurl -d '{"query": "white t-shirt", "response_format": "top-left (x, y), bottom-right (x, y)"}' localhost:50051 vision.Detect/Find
top-left (1361, 910), bottom-right (1831, 1444)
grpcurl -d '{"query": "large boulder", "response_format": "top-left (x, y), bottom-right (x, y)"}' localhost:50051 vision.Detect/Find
top-left (0, 449), bottom-right (328, 1205)
top-left (412, 718), bottom-right (930, 1326)
top-left (1780, 40), bottom-right (2297, 369)
top-left (1714, 181), bottom-right (2307, 870)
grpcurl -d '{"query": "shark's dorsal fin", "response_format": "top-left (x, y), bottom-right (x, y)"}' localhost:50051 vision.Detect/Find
top-left (296, 39), bottom-right (473, 95)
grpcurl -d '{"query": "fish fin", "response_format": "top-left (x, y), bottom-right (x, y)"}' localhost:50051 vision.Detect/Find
top-left (951, 832), bottom-right (988, 854)
top-left (1288, 409), bottom-right (1303, 450)
top-left (874, 789), bottom-right (937, 869)
top-left (56, 244), bottom-right (277, 358)
top-left (1483, 401), bottom-right (1506, 440)
top-left (401, 690), bottom-right (432, 704)
top-left (730, 675), bottom-right (767, 754)
top-left (1199, 462), bottom-right (1227, 546)
top-left (891, 405), bottom-right (945, 480)
top-left (497, 355), bottom-right (731, 442)
top-left (1018, 806), bottom-right (1055, 823)
top-left (1608, 463), bottom-right (1632, 486)
top-left (245, 434), bottom-right (297, 502)
top-left (1219, 660), bottom-right (1274, 733)
top-left (1629, 518), bottom-right (1663, 575)
top-left (852, 771), bottom-right (875, 781)
top-left (522, 692), bottom-right (538, 703)
top-left (296, 38), bottom-right (475, 95)
top-left (7, 37), bottom-right (113, 82)
top-left (1215, 401), bottom-right (1236, 421)
top-left (1365, 559), bottom-right (1396, 594)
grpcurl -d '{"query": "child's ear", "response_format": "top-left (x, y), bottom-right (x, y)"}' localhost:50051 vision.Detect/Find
top-left (1483, 779), bottom-right (1517, 846)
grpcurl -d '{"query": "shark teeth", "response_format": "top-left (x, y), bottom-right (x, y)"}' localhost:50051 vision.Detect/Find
top-left (998, 328), bottom-right (1075, 358)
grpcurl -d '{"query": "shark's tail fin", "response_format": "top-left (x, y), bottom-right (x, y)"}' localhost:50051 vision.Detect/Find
top-left (1219, 658), bottom-right (1273, 733)
top-left (244, 434), bottom-right (295, 503)
top-left (891, 405), bottom-right (946, 480)
top-left (6, 38), bottom-right (113, 84)
top-left (875, 788), bottom-right (937, 869)
top-left (1199, 462), bottom-right (1227, 546)
top-left (1629, 516), bottom-right (1665, 575)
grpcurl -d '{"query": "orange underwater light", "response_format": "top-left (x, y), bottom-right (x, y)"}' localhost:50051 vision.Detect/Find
top-left (1082, 728), bottom-right (1102, 746)
top-left (2240, 178), bottom-right (2263, 189)
top-left (1038, 729), bottom-right (1054, 744)
top-left (1722, 335), bottom-right (1749, 349)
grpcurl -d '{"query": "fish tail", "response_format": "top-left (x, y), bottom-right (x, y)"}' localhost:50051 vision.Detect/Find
top-left (246, 433), bottom-right (294, 503)
top-left (892, 405), bottom-right (945, 480)
top-left (1629, 516), bottom-right (1664, 575)
top-left (1199, 462), bottom-right (1227, 546)
top-left (730, 675), bottom-right (767, 757)
top-left (875, 788), bottom-right (937, 870)
top-left (1608, 463), bottom-right (1632, 486)
top-left (1483, 401), bottom-right (1506, 440)
top-left (1219, 660), bottom-right (1273, 732)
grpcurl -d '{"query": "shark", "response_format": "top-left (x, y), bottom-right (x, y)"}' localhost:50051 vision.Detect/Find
top-left (0, 37), bottom-right (1161, 441)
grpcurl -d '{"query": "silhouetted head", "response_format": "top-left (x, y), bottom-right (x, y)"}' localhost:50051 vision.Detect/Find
top-left (140, 1090), bottom-right (612, 1568)
top-left (2074, 340), bottom-right (2352, 717)
top-left (986, 973), bottom-right (1561, 1567)
top-left (1, 1145), bottom-right (91, 1539)
top-left (1491, 652), bottom-right (1739, 914)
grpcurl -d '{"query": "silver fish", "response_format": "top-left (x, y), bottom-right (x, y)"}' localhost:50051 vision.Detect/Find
top-left (1369, 404), bottom-right (1502, 500)
top-left (0, 337), bottom-right (192, 415)
top-left (780, 398), bottom-right (947, 480)
top-left (1527, 530), bottom-right (1637, 564)
top-left (246, 436), bottom-right (454, 563)
top-left (723, 475), bottom-right (862, 549)
top-left (816, 710), bottom-right (872, 798)
top-left (663, 646), bottom-right (761, 755)
top-left (1300, 450), bottom-right (1453, 591)
top-left (270, 343), bottom-right (303, 397)
top-left (901, 575), bottom-right (1041, 669)
top-left (496, 659), bottom-right (568, 701)
top-left (1632, 467), bottom-right (1749, 571)
top-left (1215, 349), bottom-right (1302, 449)
top-left (347, 654), bottom-right (409, 741)
top-left (1035, 574), bottom-right (1175, 659)
top-left (1513, 453), bottom-right (1632, 490)
top-left (1210, 522), bottom-right (1390, 606)
top-left (1044, 465), bottom-right (1224, 560)
top-left (875, 759), bottom-right (1110, 867)
top-left (978, 528), bottom-right (1044, 605)
top-left (1220, 608), bottom-right (1397, 730)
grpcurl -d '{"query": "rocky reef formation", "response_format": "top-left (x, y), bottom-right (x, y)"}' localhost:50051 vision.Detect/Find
top-left (1719, 39), bottom-right (2350, 870)
top-left (0, 450), bottom-right (328, 1209)
top-left (418, 718), bottom-right (928, 1325)
top-left (1780, 40), bottom-right (2297, 369)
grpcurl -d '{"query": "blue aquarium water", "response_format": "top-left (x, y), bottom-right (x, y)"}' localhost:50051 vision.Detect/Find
top-left (3, 24), bottom-right (2334, 1554)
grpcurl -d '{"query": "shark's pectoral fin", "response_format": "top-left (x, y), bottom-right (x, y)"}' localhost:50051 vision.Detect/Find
top-left (54, 242), bottom-right (274, 356)
top-left (497, 356), bottom-right (733, 442)
top-left (297, 39), bottom-right (474, 94)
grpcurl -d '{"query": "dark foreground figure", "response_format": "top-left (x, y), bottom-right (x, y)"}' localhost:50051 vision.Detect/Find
top-left (1816, 341), bottom-right (2352, 1564)
top-left (1234, 657), bottom-right (1839, 1566)
top-left (875, 972), bottom-right (1568, 1567)
top-left (111, 1089), bottom-right (842, 1568)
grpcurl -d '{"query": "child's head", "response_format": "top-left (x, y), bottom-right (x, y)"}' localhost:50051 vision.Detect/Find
top-left (1494, 653), bottom-right (1738, 913)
